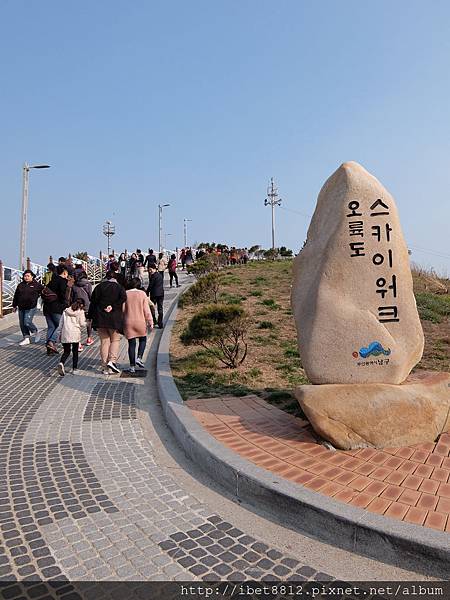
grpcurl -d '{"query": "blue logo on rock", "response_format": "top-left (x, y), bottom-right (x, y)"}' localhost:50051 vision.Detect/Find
top-left (359, 341), bottom-right (391, 359)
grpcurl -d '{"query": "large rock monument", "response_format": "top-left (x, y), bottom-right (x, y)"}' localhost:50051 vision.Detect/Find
top-left (292, 161), bottom-right (450, 449)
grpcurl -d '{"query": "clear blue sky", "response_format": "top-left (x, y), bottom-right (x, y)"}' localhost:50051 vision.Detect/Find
top-left (1, 0), bottom-right (449, 274)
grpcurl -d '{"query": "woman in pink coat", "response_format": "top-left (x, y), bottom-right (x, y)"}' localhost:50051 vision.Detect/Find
top-left (123, 278), bottom-right (153, 372)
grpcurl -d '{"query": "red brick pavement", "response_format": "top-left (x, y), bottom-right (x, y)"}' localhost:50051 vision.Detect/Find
top-left (186, 395), bottom-right (450, 532)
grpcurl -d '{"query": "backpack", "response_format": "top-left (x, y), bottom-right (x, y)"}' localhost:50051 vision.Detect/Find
top-left (41, 286), bottom-right (58, 303)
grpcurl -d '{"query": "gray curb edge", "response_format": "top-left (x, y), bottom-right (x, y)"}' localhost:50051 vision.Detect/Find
top-left (156, 299), bottom-right (450, 578)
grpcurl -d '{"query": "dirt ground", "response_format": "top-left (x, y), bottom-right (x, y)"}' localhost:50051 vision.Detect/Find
top-left (170, 260), bottom-right (449, 416)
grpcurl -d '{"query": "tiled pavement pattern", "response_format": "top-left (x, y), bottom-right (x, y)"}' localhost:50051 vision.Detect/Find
top-left (0, 288), bottom-right (333, 596)
top-left (187, 396), bottom-right (450, 532)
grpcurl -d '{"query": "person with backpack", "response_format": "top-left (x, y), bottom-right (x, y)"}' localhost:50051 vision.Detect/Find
top-left (88, 271), bottom-right (127, 374)
top-left (72, 270), bottom-right (94, 348)
top-left (42, 264), bottom-right (70, 354)
top-left (146, 267), bottom-right (164, 328)
top-left (168, 254), bottom-right (180, 288)
top-left (123, 278), bottom-right (153, 373)
top-left (12, 270), bottom-right (44, 345)
top-left (55, 298), bottom-right (86, 376)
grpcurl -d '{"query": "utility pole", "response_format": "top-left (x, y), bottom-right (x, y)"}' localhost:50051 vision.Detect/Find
top-left (103, 220), bottom-right (115, 256)
top-left (183, 218), bottom-right (192, 247)
top-left (264, 177), bottom-right (282, 250)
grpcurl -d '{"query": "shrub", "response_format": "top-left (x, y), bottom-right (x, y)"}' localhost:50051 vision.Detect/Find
top-left (187, 254), bottom-right (222, 277)
top-left (181, 304), bottom-right (251, 368)
top-left (250, 290), bottom-right (263, 297)
top-left (257, 321), bottom-right (274, 329)
top-left (179, 273), bottom-right (221, 308)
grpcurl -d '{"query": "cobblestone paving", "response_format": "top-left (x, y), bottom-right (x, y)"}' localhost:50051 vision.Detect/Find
top-left (0, 286), bottom-right (333, 597)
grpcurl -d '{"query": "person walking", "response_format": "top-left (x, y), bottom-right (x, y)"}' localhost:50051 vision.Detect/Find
top-left (88, 271), bottom-right (127, 374)
top-left (146, 267), bottom-right (164, 328)
top-left (118, 253), bottom-right (127, 280)
top-left (144, 249), bottom-right (157, 272)
top-left (42, 263), bottom-right (56, 286)
top-left (127, 253), bottom-right (138, 280)
top-left (42, 264), bottom-right (70, 354)
top-left (136, 249), bottom-right (145, 285)
top-left (56, 298), bottom-right (86, 376)
top-left (157, 252), bottom-right (168, 281)
top-left (168, 254), bottom-right (180, 288)
top-left (12, 270), bottom-right (44, 345)
top-left (123, 278), bottom-right (153, 373)
top-left (180, 248), bottom-right (186, 271)
top-left (72, 270), bottom-right (94, 348)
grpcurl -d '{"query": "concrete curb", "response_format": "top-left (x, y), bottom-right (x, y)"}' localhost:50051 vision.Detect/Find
top-left (156, 301), bottom-right (450, 577)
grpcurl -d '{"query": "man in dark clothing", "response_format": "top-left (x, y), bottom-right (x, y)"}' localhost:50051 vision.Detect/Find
top-left (146, 267), bottom-right (164, 328)
top-left (88, 271), bottom-right (127, 374)
top-left (13, 270), bottom-right (44, 345)
top-left (43, 264), bottom-right (69, 353)
top-left (144, 249), bottom-right (157, 271)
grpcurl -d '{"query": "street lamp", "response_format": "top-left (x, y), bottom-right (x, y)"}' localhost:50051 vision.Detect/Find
top-left (19, 163), bottom-right (50, 270)
top-left (165, 233), bottom-right (173, 250)
top-left (183, 218), bottom-right (192, 248)
top-left (158, 204), bottom-right (170, 253)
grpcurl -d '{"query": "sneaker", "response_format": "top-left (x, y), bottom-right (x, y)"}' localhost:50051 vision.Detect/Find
top-left (102, 368), bottom-right (110, 375)
top-left (33, 331), bottom-right (41, 343)
top-left (107, 361), bottom-right (121, 374)
top-left (57, 363), bottom-right (65, 377)
top-left (19, 337), bottom-right (31, 346)
top-left (127, 367), bottom-right (136, 374)
top-left (86, 337), bottom-right (94, 346)
top-left (78, 344), bottom-right (84, 352)
top-left (46, 341), bottom-right (58, 354)
top-left (71, 368), bottom-right (78, 375)
top-left (136, 358), bottom-right (145, 369)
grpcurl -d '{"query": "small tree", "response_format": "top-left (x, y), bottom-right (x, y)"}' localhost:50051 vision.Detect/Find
top-left (181, 304), bottom-right (250, 368)
top-left (179, 272), bottom-right (221, 307)
top-left (187, 254), bottom-right (221, 277)
top-left (74, 251), bottom-right (88, 262)
top-left (279, 246), bottom-right (293, 257)
top-left (264, 248), bottom-right (279, 260)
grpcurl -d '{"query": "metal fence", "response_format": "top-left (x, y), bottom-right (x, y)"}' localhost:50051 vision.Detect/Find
top-left (0, 255), bottom-right (106, 318)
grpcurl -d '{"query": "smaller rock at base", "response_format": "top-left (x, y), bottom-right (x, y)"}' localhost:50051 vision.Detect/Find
top-left (295, 371), bottom-right (450, 450)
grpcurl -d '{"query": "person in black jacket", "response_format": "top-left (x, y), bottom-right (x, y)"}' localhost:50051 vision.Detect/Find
top-left (43, 264), bottom-right (69, 354)
top-left (88, 271), bottom-right (127, 374)
top-left (13, 270), bottom-right (44, 346)
top-left (146, 267), bottom-right (164, 328)
top-left (144, 249), bottom-right (157, 271)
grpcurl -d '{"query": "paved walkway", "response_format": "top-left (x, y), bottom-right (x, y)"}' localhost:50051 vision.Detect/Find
top-left (186, 397), bottom-right (450, 531)
top-left (0, 277), bottom-right (434, 595)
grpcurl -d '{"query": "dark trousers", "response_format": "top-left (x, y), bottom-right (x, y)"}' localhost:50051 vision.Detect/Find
top-left (169, 271), bottom-right (179, 287)
top-left (150, 295), bottom-right (164, 328)
top-left (61, 343), bottom-right (79, 369)
top-left (128, 336), bottom-right (147, 366)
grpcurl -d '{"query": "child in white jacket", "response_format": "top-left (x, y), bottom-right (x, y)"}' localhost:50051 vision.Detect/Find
top-left (56, 298), bottom-right (86, 376)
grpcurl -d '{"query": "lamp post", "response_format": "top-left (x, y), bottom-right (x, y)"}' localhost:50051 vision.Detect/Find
top-left (165, 233), bottom-right (173, 250)
top-left (158, 204), bottom-right (170, 253)
top-left (19, 163), bottom-right (50, 270)
top-left (183, 218), bottom-right (192, 248)
top-left (103, 220), bottom-right (116, 256)
top-left (264, 177), bottom-right (282, 250)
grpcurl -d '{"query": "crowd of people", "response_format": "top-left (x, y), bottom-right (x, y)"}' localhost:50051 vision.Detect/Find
top-left (12, 248), bottom-right (184, 376)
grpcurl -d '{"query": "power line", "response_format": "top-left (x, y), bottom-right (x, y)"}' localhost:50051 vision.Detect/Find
top-left (278, 206), bottom-right (450, 261)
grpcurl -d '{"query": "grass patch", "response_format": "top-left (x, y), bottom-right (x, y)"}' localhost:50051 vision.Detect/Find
top-left (260, 298), bottom-right (280, 310)
top-left (249, 290), bottom-right (263, 297)
top-left (415, 292), bottom-right (450, 323)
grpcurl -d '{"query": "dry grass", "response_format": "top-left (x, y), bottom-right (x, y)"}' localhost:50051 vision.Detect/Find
top-left (170, 260), bottom-right (449, 415)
